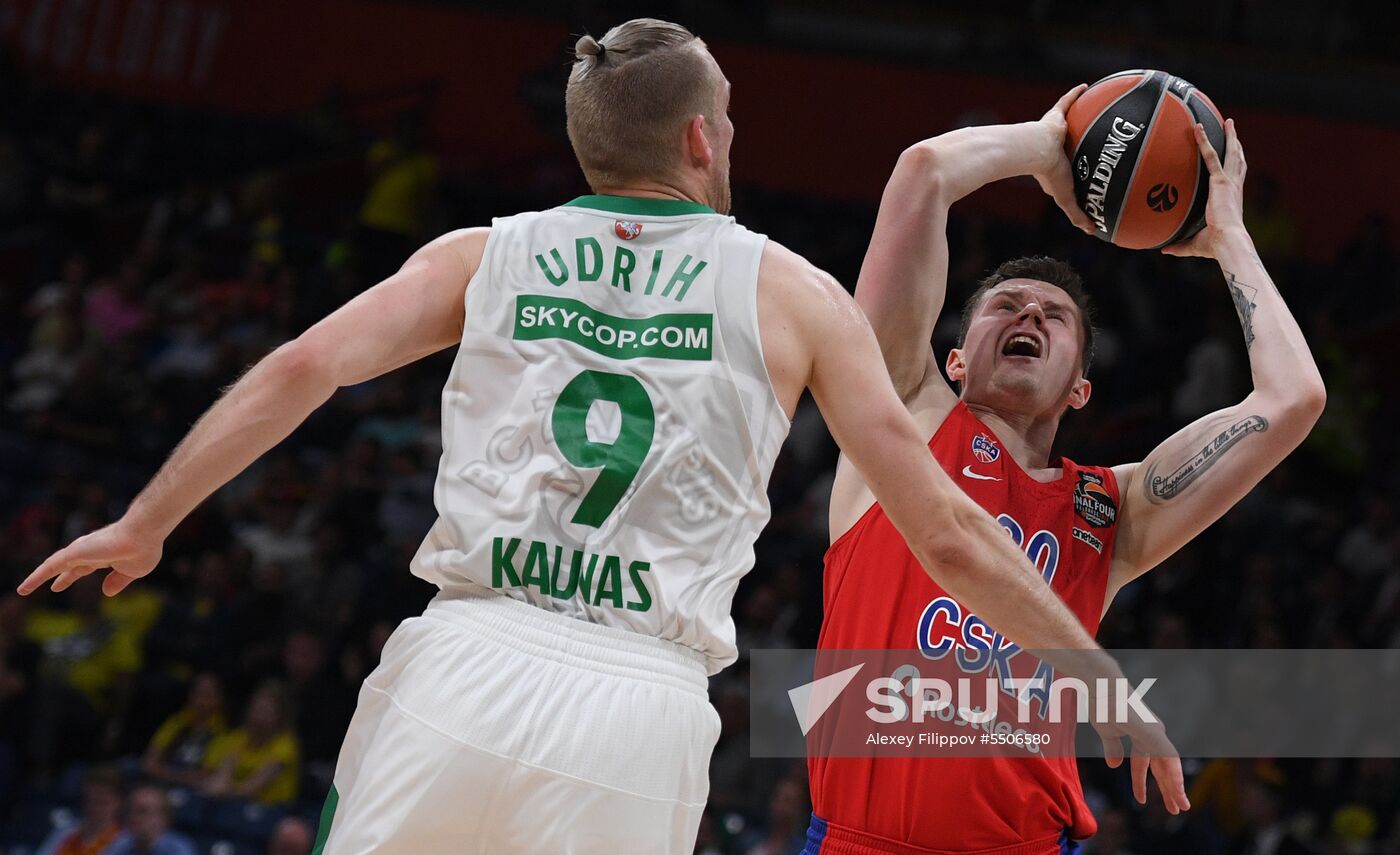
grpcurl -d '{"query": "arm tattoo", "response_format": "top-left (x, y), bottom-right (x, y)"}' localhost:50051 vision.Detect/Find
top-left (1143, 415), bottom-right (1270, 503)
top-left (1225, 271), bottom-right (1259, 350)
top-left (1242, 246), bottom-right (1278, 294)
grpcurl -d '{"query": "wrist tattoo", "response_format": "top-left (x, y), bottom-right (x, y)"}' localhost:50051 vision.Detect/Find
top-left (1143, 415), bottom-right (1270, 503)
top-left (1225, 271), bottom-right (1259, 350)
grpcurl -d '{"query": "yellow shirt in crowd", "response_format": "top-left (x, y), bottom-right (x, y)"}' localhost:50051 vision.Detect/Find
top-left (204, 728), bottom-right (301, 805)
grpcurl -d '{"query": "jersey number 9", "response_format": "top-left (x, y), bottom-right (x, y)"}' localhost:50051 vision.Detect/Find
top-left (552, 370), bottom-right (656, 527)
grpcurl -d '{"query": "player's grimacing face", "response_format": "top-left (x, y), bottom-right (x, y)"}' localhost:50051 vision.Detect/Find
top-left (955, 280), bottom-right (1086, 412)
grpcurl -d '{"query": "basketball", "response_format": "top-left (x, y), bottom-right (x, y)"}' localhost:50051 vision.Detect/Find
top-left (1065, 70), bottom-right (1226, 250)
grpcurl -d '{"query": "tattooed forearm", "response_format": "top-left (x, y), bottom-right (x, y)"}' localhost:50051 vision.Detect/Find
top-left (1239, 246), bottom-right (1277, 293)
top-left (1143, 415), bottom-right (1270, 503)
top-left (1225, 271), bottom-right (1259, 350)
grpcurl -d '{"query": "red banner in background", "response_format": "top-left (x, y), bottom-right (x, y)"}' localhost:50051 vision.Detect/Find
top-left (4, 0), bottom-right (1394, 260)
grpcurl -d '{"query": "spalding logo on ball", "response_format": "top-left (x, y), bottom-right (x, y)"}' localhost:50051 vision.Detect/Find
top-left (1065, 69), bottom-right (1226, 250)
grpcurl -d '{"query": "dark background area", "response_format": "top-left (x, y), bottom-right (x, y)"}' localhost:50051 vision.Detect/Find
top-left (0, 1), bottom-right (1397, 854)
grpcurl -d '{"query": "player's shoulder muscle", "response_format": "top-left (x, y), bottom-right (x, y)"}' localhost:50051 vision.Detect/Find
top-left (388, 227), bottom-right (491, 349)
top-left (756, 239), bottom-right (859, 415)
top-left (757, 239), bottom-right (864, 341)
top-left (421, 226), bottom-right (491, 280)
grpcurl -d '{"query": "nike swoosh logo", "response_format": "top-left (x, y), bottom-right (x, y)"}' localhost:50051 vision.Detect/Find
top-left (962, 465), bottom-right (1001, 482)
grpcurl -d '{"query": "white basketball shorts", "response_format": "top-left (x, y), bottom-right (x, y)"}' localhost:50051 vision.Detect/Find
top-left (312, 587), bottom-right (720, 854)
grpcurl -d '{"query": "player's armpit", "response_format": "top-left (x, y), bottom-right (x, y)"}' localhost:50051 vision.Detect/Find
top-left (296, 227), bottom-right (488, 387)
top-left (1108, 390), bottom-right (1323, 595)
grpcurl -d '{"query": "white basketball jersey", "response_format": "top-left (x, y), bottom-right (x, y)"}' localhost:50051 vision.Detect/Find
top-left (411, 195), bottom-right (789, 673)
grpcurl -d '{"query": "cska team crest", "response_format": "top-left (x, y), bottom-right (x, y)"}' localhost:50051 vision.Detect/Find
top-left (971, 433), bottom-right (1000, 464)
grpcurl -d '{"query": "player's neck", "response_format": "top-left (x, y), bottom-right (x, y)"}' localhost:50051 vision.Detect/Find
top-left (963, 402), bottom-right (1061, 477)
top-left (590, 177), bottom-right (711, 209)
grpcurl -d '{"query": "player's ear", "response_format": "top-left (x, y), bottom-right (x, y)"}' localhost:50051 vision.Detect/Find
top-left (1066, 376), bottom-right (1092, 410)
top-left (945, 348), bottom-right (966, 384)
top-left (685, 115), bottom-right (714, 169)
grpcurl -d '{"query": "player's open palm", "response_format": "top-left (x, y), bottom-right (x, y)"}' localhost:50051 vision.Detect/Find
top-left (1162, 117), bottom-right (1247, 259)
top-left (18, 519), bottom-right (162, 597)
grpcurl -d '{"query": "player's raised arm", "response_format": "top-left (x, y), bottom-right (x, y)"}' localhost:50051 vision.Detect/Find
top-left (762, 241), bottom-right (1091, 657)
top-left (798, 269), bottom-right (1100, 655)
top-left (1107, 121), bottom-right (1326, 599)
top-left (855, 85), bottom-right (1093, 403)
top-left (18, 228), bottom-right (489, 597)
top-left (764, 249), bottom-right (1188, 812)
top-left (829, 87), bottom-right (1095, 538)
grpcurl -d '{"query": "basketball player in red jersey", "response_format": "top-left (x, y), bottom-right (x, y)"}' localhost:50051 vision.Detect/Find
top-left (806, 89), bottom-right (1326, 854)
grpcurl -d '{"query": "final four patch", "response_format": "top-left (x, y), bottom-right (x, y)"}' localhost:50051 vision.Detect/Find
top-left (1073, 472), bottom-right (1117, 528)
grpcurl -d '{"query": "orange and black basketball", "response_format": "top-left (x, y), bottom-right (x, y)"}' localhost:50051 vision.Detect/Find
top-left (1065, 70), bottom-right (1226, 250)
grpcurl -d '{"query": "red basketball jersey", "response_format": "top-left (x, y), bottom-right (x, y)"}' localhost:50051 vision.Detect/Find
top-left (808, 401), bottom-right (1121, 854)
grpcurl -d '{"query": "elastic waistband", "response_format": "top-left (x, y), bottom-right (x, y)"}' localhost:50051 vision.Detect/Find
top-left (425, 587), bottom-right (709, 696)
top-left (803, 815), bottom-right (1074, 855)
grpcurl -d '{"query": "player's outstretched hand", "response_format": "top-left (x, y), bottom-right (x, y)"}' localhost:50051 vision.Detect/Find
top-left (1161, 118), bottom-right (1248, 259)
top-left (1034, 84), bottom-right (1096, 237)
top-left (17, 518), bottom-right (162, 597)
top-left (1090, 698), bottom-right (1191, 815)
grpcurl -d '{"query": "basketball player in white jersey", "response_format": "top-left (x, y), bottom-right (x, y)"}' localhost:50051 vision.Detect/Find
top-left (21, 20), bottom-right (1164, 854)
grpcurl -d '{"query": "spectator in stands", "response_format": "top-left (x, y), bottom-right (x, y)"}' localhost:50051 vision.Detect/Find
top-left (276, 630), bottom-right (354, 769)
top-left (142, 553), bottom-right (235, 680)
top-left (1190, 759), bottom-right (1285, 839)
top-left (142, 673), bottom-right (227, 788)
top-left (34, 765), bottom-right (124, 855)
top-left (24, 255), bottom-right (90, 350)
top-left (27, 581), bottom-right (141, 776)
top-left (107, 786), bottom-right (197, 855)
top-left (1236, 779), bottom-right (1313, 855)
top-left (27, 347), bottom-right (134, 454)
top-left (355, 112), bottom-right (439, 281)
top-left (202, 683), bottom-right (300, 805)
top-left (266, 816), bottom-right (313, 855)
top-left (85, 261), bottom-right (149, 347)
top-left (9, 312), bottom-right (84, 416)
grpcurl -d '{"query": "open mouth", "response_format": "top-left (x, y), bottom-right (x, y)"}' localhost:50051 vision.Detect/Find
top-left (1001, 334), bottom-right (1043, 359)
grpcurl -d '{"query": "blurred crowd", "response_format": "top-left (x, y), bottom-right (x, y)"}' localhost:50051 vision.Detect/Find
top-left (0, 35), bottom-right (1398, 855)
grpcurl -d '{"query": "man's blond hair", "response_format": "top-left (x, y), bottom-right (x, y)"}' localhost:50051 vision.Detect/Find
top-left (565, 19), bottom-right (720, 189)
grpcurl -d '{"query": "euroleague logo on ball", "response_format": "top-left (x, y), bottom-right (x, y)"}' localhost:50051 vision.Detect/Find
top-left (971, 434), bottom-right (1001, 464)
top-left (614, 221), bottom-right (643, 240)
top-left (1146, 183), bottom-right (1179, 213)
top-left (1076, 156), bottom-right (1090, 181)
